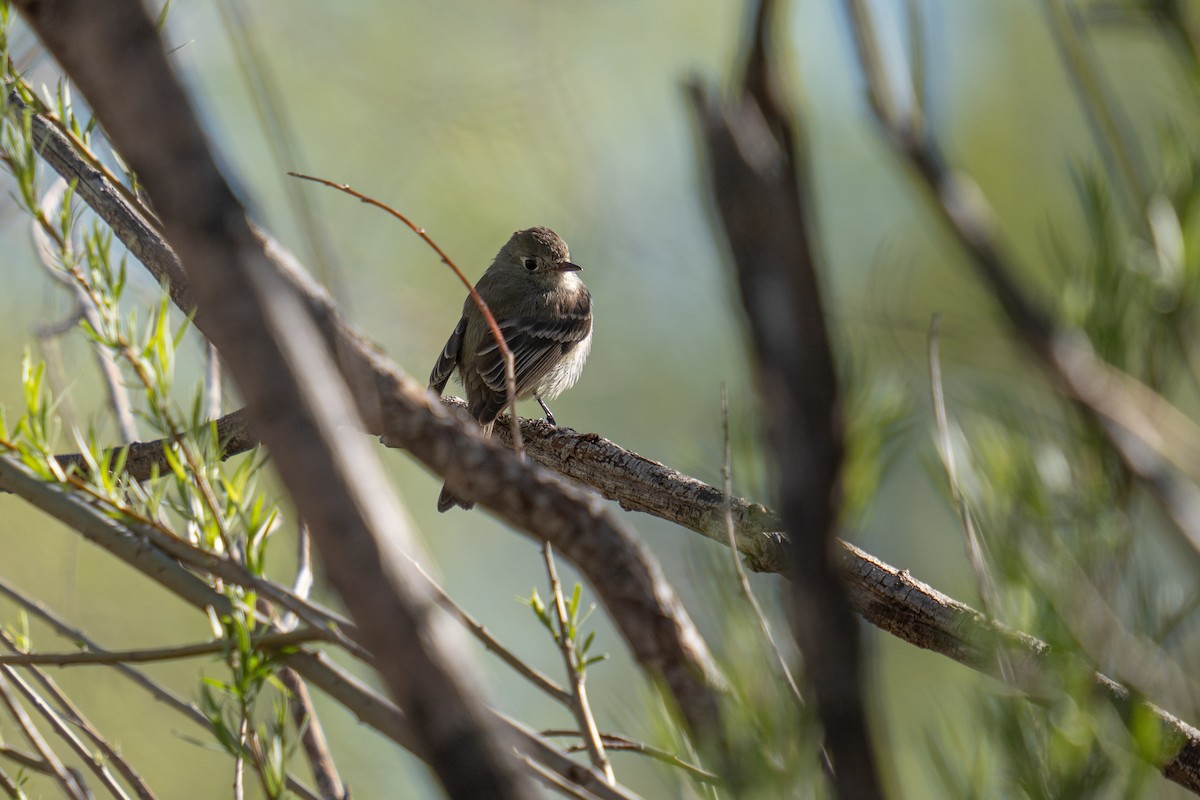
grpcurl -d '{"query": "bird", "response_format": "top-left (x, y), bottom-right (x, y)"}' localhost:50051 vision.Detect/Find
top-left (429, 226), bottom-right (593, 511)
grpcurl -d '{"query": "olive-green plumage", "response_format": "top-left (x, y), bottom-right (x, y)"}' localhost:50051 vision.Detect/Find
top-left (430, 227), bottom-right (592, 511)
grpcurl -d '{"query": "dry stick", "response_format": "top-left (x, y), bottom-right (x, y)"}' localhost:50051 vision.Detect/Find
top-left (0, 629), bottom-right (321, 667)
top-left (541, 543), bottom-right (614, 783)
top-left (34, 304), bottom-right (85, 339)
top-left (0, 745), bottom-right (44, 774)
top-left (287, 172), bottom-right (525, 460)
top-left (0, 672), bottom-right (86, 800)
top-left (4, 73), bottom-right (157, 234)
top-left (277, 518), bottom-right (315, 633)
top-left (927, 315), bottom-right (1021, 700)
top-left (276, 526), bottom-right (348, 800)
top-left (51, 407), bottom-right (257, 484)
top-left (233, 714), bottom-right (246, 800)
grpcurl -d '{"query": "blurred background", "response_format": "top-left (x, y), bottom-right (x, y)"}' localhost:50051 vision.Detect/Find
top-left (1, 0), bottom-right (1197, 796)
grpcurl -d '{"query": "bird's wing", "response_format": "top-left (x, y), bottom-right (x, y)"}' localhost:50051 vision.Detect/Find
top-left (475, 311), bottom-right (592, 399)
top-left (429, 314), bottom-right (468, 395)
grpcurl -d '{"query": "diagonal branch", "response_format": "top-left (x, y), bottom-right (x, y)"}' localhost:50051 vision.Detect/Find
top-left (0, 629), bottom-right (322, 667)
top-left (6, 3), bottom-right (727, 754)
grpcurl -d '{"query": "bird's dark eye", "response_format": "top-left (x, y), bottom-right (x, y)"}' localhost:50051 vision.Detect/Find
top-left (523, 257), bottom-right (538, 271)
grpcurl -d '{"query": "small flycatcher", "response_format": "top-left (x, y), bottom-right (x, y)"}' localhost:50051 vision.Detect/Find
top-left (430, 227), bottom-right (593, 511)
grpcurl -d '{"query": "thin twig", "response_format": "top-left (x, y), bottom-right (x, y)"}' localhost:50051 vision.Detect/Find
top-left (0, 642), bottom-right (138, 800)
top-left (277, 518), bottom-right (315, 633)
top-left (0, 628), bottom-right (323, 666)
top-left (519, 755), bottom-right (599, 800)
top-left (287, 172), bottom-right (525, 459)
top-left (0, 745), bottom-right (44, 774)
top-left (0, 577), bottom-right (205, 722)
top-left (0, 762), bottom-right (22, 799)
top-left (280, 668), bottom-right (347, 800)
top-left (410, 554), bottom-right (569, 705)
top-left (718, 384), bottom-right (804, 706)
top-left (1044, 0), bottom-right (1150, 219)
top-left (541, 543), bottom-right (613, 783)
top-left (33, 304), bottom-right (84, 339)
top-left (927, 316), bottom-right (1001, 617)
top-left (32, 176), bottom-right (138, 442)
top-left (233, 712), bottom-right (246, 800)
top-left (214, 0), bottom-right (344, 301)
top-left (0, 671), bottom-right (87, 800)
top-left (542, 730), bottom-right (720, 785)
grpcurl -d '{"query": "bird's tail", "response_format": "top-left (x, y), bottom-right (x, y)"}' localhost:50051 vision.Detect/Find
top-left (436, 484), bottom-right (474, 513)
top-left (435, 418), bottom-right (494, 512)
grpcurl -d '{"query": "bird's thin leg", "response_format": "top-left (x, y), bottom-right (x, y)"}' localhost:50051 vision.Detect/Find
top-left (535, 394), bottom-right (557, 426)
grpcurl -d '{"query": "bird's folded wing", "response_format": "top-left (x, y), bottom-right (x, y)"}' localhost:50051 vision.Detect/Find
top-left (476, 312), bottom-right (592, 397)
top-left (429, 314), bottom-right (468, 394)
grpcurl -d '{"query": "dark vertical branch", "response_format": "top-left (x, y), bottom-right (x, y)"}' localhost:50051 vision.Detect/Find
top-left (688, 1), bottom-right (887, 797)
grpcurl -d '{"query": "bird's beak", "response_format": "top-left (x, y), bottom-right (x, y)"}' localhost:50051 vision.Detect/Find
top-left (555, 261), bottom-right (582, 272)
